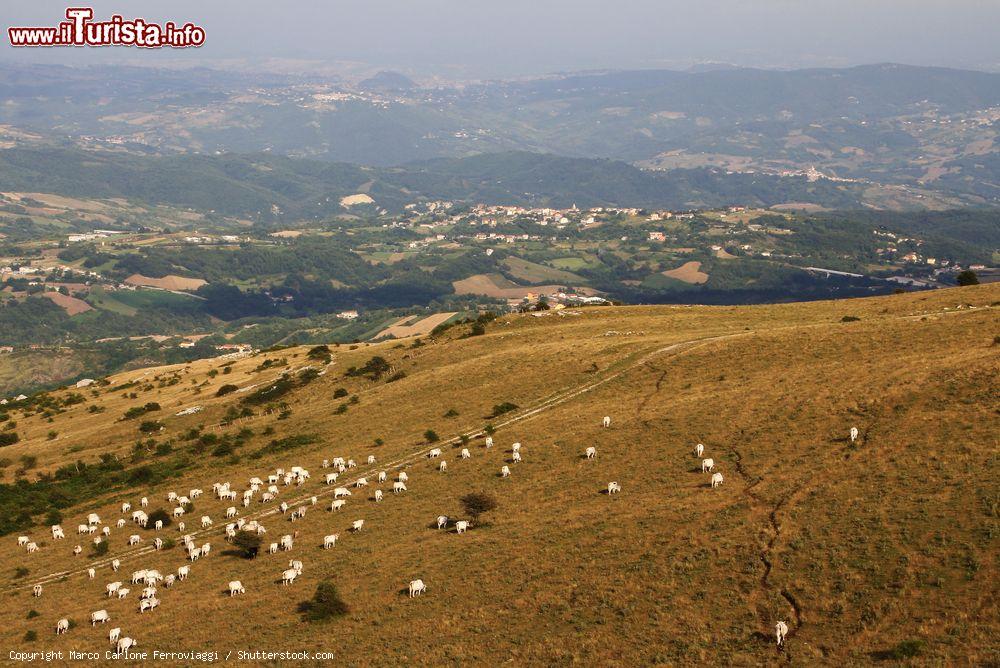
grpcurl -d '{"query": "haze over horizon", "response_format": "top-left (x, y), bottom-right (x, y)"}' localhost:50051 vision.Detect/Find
top-left (2, 0), bottom-right (999, 79)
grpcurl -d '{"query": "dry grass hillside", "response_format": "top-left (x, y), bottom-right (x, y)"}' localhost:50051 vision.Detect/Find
top-left (0, 286), bottom-right (997, 665)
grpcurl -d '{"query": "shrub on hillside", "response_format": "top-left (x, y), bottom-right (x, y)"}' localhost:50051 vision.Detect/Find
top-left (216, 384), bottom-right (238, 397)
top-left (0, 432), bottom-right (19, 447)
top-left (146, 509), bottom-right (171, 529)
top-left (231, 530), bottom-right (261, 559)
top-left (298, 580), bottom-right (349, 622)
top-left (460, 491), bottom-right (498, 523)
top-left (956, 270), bottom-right (979, 286)
top-left (424, 430), bottom-right (440, 443)
top-left (91, 541), bottom-right (109, 557)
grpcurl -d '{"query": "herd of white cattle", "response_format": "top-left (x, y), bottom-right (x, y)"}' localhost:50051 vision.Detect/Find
top-left (13, 413), bottom-right (838, 650)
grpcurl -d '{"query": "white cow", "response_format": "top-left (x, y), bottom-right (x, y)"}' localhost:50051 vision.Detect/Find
top-left (117, 637), bottom-right (137, 652)
top-left (106, 582), bottom-right (122, 597)
top-left (428, 449), bottom-right (442, 458)
top-left (26, 541), bottom-right (39, 553)
top-left (280, 535), bottom-right (293, 551)
top-left (51, 525), bottom-right (65, 540)
top-left (87, 513), bottom-right (101, 526)
top-left (436, 515), bottom-right (448, 530)
top-left (228, 580), bottom-right (245, 596)
top-left (177, 565), bottom-right (190, 581)
top-left (289, 559), bottom-right (303, 574)
top-left (585, 446), bottom-right (597, 459)
top-left (131, 570), bottom-right (147, 584)
top-left (32, 584), bottom-right (43, 597)
top-left (367, 455), bottom-right (376, 465)
top-left (109, 627), bottom-right (121, 644)
top-left (325, 473), bottom-right (338, 485)
top-left (17, 536), bottom-right (29, 547)
top-left (485, 436), bottom-right (493, 449)
top-left (201, 516), bottom-right (213, 528)
top-left (501, 465), bottom-right (511, 478)
top-left (331, 500), bottom-right (347, 512)
top-left (334, 487), bottom-right (352, 499)
top-left (172, 507), bottom-right (185, 518)
top-left (226, 506), bottom-right (238, 519)
top-left (607, 481), bottom-right (622, 494)
top-left (90, 610), bottom-right (110, 626)
top-left (140, 497), bottom-right (148, 508)
top-left (460, 448), bottom-right (471, 459)
top-left (323, 534), bottom-right (339, 549)
top-left (281, 569), bottom-right (298, 585)
top-left (711, 472), bottom-right (724, 488)
top-left (121, 502), bottom-right (131, 514)
top-left (111, 559), bottom-right (120, 572)
top-left (456, 520), bottom-right (469, 534)
top-left (377, 471), bottom-right (387, 483)
top-left (849, 427), bottom-right (859, 443)
top-left (702, 458), bottom-right (715, 472)
top-left (116, 519), bottom-right (126, 529)
top-left (56, 618), bottom-right (69, 635)
top-left (116, 588), bottom-right (130, 600)
top-left (398, 472), bottom-right (409, 482)
top-left (392, 482), bottom-right (407, 493)
top-left (438, 461), bottom-right (448, 472)
top-left (139, 598), bottom-right (159, 613)
top-left (512, 442), bottom-right (521, 453)
top-left (352, 519), bottom-right (364, 532)
top-left (776, 620), bottom-right (789, 646)
top-left (603, 416), bottom-right (611, 428)
top-left (128, 534), bottom-right (141, 546)
top-left (141, 586), bottom-right (157, 599)
top-left (88, 568), bottom-right (96, 579)
top-left (355, 477), bottom-right (368, 488)
top-left (695, 443), bottom-right (704, 457)
top-left (268, 542), bottom-right (279, 554)
top-left (408, 579), bottom-right (426, 597)
top-left (512, 451), bottom-right (522, 463)
top-left (374, 489), bottom-right (383, 503)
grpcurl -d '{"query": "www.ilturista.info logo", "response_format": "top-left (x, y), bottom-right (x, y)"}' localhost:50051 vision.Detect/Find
top-left (8, 7), bottom-right (205, 48)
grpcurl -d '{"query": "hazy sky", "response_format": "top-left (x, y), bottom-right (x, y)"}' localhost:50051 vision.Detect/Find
top-left (3, 1), bottom-right (999, 78)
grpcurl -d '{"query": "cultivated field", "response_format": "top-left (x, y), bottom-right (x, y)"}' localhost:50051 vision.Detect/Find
top-left (0, 285), bottom-right (996, 665)
top-left (374, 313), bottom-right (458, 340)
top-left (124, 275), bottom-right (208, 292)
top-left (662, 260), bottom-right (710, 284)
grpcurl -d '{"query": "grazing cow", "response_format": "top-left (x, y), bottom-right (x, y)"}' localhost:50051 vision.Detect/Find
top-left (56, 618), bottom-right (69, 635)
top-left (140, 497), bottom-right (148, 508)
top-left (117, 637), bottom-right (136, 652)
top-left (177, 522), bottom-right (185, 533)
top-left (188, 548), bottom-right (201, 561)
top-left (456, 521), bottom-right (469, 534)
top-left (116, 519), bottom-right (126, 529)
top-left (281, 569), bottom-right (298, 585)
top-left (437, 515), bottom-right (448, 530)
top-left (289, 560), bottom-right (303, 574)
top-left (88, 568), bottom-right (96, 579)
top-left (201, 543), bottom-right (211, 557)
top-left (428, 448), bottom-right (442, 459)
top-left (392, 482), bottom-right (407, 493)
top-left (695, 443), bottom-right (704, 458)
top-left (775, 620), bottom-right (789, 646)
top-left (154, 538), bottom-right (163, 550)
top-left (849, 427), bottom-right (859, 443)
top-left (438, 461), bottom-right (448, 472)
top-left (121, 502), bottom-right (131, 514)
top-left (512, 443), bottom-right (521, 453)
top-left (17, 536), bottom-right (29, 547)
top-left (106, 582), bottom-right (122, 597)
top-left (177, 565), bottom-right (190, 581)
top-left (356, 477), bottom-right (369, 488)
top-left (131, 570), bottom-right (147, 585)
top-left (201, 516), bottom-right (213, 528)
top-left (32, 584), bottom-right (43, 597)
top-left (109, 627), bottom-right (120, 645)
top-left (325, 473), bottom-right (338, 485)
top-left (73, 545), bottom-right (82, 556)
top-left (167, 492), bottom-right (177, 503)
top-left (87, 513), bottom-right (101, 526)
top-left (607, 481), bottom-right (622, 494)
top-left (226, 507), bottom-right (238, 519)
top-left (26, 541), bottom-right (39, 553)
top-left (77, 524), bottom-right (89, 535)
top-left (116, 588), bottom-right (130, 600)
top-left (711, 472), bottom-right (724, 488)
top-left (485, 436), bottom-right (493, 449)
top-left (52, 525), bottom-right (65, 540)
top-left (461, 448), bottom-right (471, 459)
top-left (90, 610), bottom-right (110, 626)
top-left (603, 416), bottom-right (611, 428)
top-left (280, 535), bottom-right (293, 551)
top-left (323, 534), bottom-right (339, 549)
top-left (585, 446), bottom-right (597, 459)
top-left (331, 500), bottom-right (347, 512)
top-left (377, 471), bottom-right (387, 483)
top-left (111, 559), bottom-right (120, 572)
top-left (512, 451), bottom-right (522, 463)
top-left (702, 458), bottom-right (715, 473)
top-left (398, 471), bottom-right (409, 482)
top-left (128, 535), bottom-right (141, 546)
top-left (139, 598), bottom-right (159, 613)
top-left (268, 542), bottom-right (279, 554)
top-left (374, 490), bottom-right (383, 503)
top-left (280, 502), bottom-right (289, 514)
top-left (172, 507), bottom-right (185, 518)
top-left (141, 587), bottom-right (157, 599)
top-left (163, 575), bottom-right (175, 588)
top-left (352, 519), bottom-right (364, 532)
top-left (334, 487), bottom-right (352, 499)
top-left (408, 579), bottom-right (426, 598)
top-left (228, 580), bottom-right (245, 597)
top-left (367, 455), bottom-right (376, 465)
top-left (501, 465), bottom-right (511, 478)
